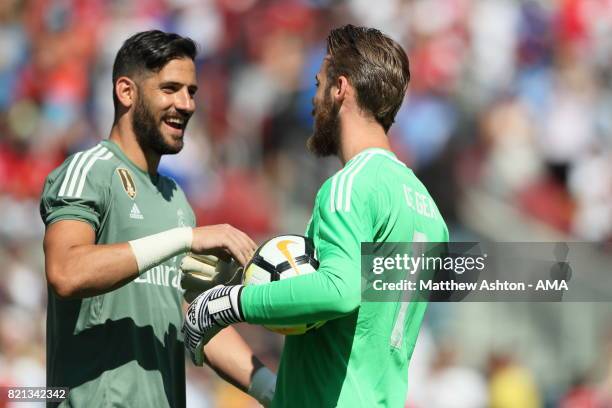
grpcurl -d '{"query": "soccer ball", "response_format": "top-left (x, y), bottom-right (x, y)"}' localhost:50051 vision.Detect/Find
top-left (243, 234), bottom-right (325, 335)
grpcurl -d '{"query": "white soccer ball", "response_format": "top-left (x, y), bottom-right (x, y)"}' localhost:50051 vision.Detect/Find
top-left (243, 234), bottom-right (325, 335)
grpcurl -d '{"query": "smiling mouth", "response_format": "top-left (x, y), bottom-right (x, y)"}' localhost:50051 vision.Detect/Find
top-left (163, 116), bottom-right (186, 130)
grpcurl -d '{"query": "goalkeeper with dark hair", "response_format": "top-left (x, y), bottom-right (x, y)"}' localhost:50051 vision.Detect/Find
top-left (41, 30), bottom-right (275, 408)
top-left (183, 25), bottom-right (449, 407)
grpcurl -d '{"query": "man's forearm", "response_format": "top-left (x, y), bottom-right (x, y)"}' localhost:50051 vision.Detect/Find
top-left (44, 221), bottom-right (192, 299)
top-left (202, 326), bottom-right (263, 392)
top-left (45, 242), bottom-right (140, 299)
top-left (240, 262), bottom-right (361, 325)
top-left (202, 326), bottom-right (276, 407)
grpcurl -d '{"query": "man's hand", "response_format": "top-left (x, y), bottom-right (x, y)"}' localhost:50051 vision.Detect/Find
top-left (183, 285), bottom-right (245, 365)
top-left (191, 224), bottom-right (257, 266)
top-left (180, 253), bottom-right (244, 302)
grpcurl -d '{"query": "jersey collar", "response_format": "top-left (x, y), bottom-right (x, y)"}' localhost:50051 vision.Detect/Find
top-left (101, 140), bottom-right (160, 183)
top-left (345, 148), bottom-right (398, 167)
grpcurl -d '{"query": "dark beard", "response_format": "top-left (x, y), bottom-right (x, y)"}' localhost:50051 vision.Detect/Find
top-left (307, 92), bottom-right (340, 157)
top-left (132, 91), bottom-right (183, 155)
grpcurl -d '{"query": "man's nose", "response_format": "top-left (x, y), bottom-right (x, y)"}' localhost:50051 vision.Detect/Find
top-left (175, 89), bottom-right (195, 114)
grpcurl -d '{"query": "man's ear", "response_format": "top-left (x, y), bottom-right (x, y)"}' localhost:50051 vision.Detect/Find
top-left (115, 77), bottom-right (137, 109)
top-left (332, 75), bottom-right (349, 103)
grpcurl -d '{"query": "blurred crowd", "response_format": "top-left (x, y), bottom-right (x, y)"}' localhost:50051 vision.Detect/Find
top-left (1, 0), bottom-right (612, 406)
top-left (406, 324), bottom-right (612, 408)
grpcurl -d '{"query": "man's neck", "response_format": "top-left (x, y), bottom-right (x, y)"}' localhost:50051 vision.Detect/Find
top-left (109, 121), bottom-right (160, 175)
top-left (338, 114), bottom-right (391, 166)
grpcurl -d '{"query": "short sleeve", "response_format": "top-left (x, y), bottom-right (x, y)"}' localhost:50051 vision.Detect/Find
top-left (40, 149), bottom-right (111, 232)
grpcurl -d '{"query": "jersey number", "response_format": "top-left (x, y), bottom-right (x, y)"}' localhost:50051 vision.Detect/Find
top-left (390, 231), bottom-right (428, 349)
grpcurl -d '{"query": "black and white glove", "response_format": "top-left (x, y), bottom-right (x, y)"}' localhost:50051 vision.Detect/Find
top-left (180, 253), bottom-right (243, 303)
top-left (182, 285), bottom-right (245, 366)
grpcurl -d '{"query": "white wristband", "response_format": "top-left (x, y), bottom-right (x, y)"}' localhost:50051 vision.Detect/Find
top-left (128, 227), bottom-right (193, 274)
top-left (248, 366), bottom-right (276, 407)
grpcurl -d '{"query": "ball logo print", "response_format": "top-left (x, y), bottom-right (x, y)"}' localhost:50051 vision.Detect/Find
top-left (276, 239), bottom-right (300, 275)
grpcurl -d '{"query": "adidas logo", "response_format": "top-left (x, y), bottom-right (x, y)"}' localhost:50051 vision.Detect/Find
top-left (130, 203), bottom-right (144, 220)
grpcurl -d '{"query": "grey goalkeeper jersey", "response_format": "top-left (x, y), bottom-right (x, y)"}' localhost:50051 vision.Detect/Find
top-left (40, 139), bottom-right (195, 408)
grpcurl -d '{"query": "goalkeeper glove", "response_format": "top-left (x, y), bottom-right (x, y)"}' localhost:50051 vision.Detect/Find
top-left (182, 285), bottom-right (245, 366)
top-left (180, 253), bottom-right (243, 303)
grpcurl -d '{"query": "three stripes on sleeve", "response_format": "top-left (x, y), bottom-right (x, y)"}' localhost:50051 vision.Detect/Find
top-left (58, 144), bottom-right (114, 199)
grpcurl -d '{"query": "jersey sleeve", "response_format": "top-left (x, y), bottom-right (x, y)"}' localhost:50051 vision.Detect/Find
top-left (241, 178), bottom-right (374, 325)
top-left (39, 150), bottom-right (111, 232)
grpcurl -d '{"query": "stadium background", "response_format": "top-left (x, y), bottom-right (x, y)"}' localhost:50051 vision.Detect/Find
top-left (0, 0), bottom-right (611, 406)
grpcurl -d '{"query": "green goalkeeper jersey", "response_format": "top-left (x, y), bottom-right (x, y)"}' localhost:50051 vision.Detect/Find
top-left (40, 140), bottom-right (195, 408)
top-left (241, 148), bottom-right (449, 407)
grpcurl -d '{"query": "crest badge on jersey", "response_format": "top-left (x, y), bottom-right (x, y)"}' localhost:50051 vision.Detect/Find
top-left (177, 209), bottom-right (186, 227)
top-left (116, 168), bottom-right (136, 199)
